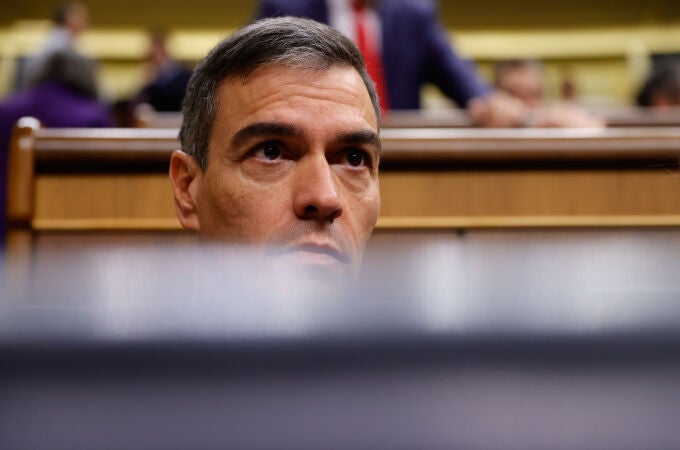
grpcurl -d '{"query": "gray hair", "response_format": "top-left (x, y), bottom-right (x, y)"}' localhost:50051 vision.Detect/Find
top-left (636, 65), bottom-right (680, 107)
top-left (179, 16), bottom-right (380, 171)
top-left (28, 50), bottom-right (98, 99)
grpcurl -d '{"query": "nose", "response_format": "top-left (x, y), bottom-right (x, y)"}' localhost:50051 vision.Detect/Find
top-left (293, 155), bottom-right (343, 223)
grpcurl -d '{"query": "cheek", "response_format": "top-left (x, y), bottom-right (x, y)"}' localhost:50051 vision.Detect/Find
top-left (241, 159), bottom-right (292, 183)
top-left (333, 166), bottom-right (374, 193)
top-left (201, 175), bottom-right (293, 240)
top-left (346, 183), bottom-right (380, 237)
top-left (364, 188), bottom-right (381, 228)
top-left (197, 177), bottom-right (244, 233)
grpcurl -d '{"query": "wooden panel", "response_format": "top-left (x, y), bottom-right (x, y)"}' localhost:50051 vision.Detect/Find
top-left (8, 123), bottom-right (680, 232)
top-left (6, 117), bottom-right (39, 227)
top-left (27, 169), bottom-right (680, 230)
top-left (33, 173), bottom-right (178, 228)
top-left (378, 169), bottom-right (680, 227)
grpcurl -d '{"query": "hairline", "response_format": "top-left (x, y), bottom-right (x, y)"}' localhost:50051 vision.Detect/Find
top-left (179, 17), bottom-right (381, 172)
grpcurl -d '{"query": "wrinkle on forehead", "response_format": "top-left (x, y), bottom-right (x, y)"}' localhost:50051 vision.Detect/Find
top-left (219, 64), bottom-right (377, 130)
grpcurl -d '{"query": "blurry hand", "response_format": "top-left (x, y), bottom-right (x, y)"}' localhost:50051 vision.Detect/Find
top-left (469, 91), bottom-right (606, 128)
top-left (468, 91), bottom-right (528, 128)
top-left (527, 104), bottom-right (606, 128)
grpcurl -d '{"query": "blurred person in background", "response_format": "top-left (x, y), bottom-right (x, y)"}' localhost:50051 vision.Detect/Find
top-left (256, 0), bottom-right (528, 127)
top-left (636, 66), bottom-right (680, 108)
top-left (494, 58), bottom-right (604, 127)
top-left (0, 50), bottom-right (112, 247)
top-left (133, 31), bottom-right (192, 112)
top-left (494, 59), bottom-right (545, 107)
top-left (18, 2), bottom-right (90, 90)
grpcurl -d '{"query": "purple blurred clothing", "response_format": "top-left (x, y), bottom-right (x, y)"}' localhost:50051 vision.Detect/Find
top-left (0, 81), bottom-right (112, 133)
top-left (0, 81), bottom-right (112, 246)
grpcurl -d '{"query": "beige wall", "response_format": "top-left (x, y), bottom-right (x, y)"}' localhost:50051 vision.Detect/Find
top-left (3, 0), bottom-right (680, 29)
top-left (2, 1), bottom-right (680, 106)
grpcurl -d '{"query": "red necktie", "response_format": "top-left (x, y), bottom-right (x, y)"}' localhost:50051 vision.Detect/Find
top-left (352, 0), bottom-right (390, 112)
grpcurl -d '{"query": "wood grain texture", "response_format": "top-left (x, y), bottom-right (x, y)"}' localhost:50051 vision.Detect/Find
top-left (379, 169), bottom-right (680, 218)
top-left (33, 174), bottom-right (177, 222)
top-left (7, 125), bottom-right (680, 233)
top-left (6, 118), bottom-right (40, 227)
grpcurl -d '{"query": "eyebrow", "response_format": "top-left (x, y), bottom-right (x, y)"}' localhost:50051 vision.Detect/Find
top-left (230, 121), bottom-right (381, 152)
top-left (335, 130), bottom-right (381, 152)
top-left (230, 122), bottom-right (304, 148)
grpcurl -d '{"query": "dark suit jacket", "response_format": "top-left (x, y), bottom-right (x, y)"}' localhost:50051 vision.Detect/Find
top-left (256, 0), bottom-right (490, 109)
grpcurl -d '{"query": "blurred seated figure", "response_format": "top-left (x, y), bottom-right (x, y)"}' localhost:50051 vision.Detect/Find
top-left (0, 50), bottom-right (112, 247)
top-left (19, 2), bottom-right (90, 90)
top-left (636, 66), bottom-right (680, 108)
top-left (494, 58), bottom-right (604, 128)
top-left (0, 50), bottom-right (112, 139)
top-left (133, 32), bottom-right (192, 112)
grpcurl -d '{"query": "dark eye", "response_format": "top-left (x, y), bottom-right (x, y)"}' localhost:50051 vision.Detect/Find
top-left (345, 149), bottom-right (367, 167)
top-left (254, 142), bottom-right (282, 161)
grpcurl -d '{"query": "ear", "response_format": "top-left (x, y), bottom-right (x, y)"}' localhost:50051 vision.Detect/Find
top-left (169, 150), bottom-right (201, 231)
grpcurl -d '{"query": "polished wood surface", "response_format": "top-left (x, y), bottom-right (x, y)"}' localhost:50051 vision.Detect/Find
top-left (379, 170), bottom-right (680, 228)
top-left (379, 127), bottom-right (680, 163)
top-left (29, 126), bottom-right (680, 165)
top-left (7, 121), bottom-right (680, 236)
top-left (6, 117), bottom-right (39, 228)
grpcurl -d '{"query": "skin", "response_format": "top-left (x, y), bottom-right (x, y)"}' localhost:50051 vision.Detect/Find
top-left (474, 66), bottom-right (603, 128)
top-left (170, 64), bottom-right (381, 277)
top-left (65, 3), bottom-right (89, 36)
top-left (496, 65), bottom-right (544, 107)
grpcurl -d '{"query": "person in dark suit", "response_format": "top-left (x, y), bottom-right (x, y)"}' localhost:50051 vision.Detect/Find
top-left (259, 0), bottom-right (486, 110)
top-left (256, 0), bottom-right (527, 126)
top-left (134, 32), bottom-right (192, 112)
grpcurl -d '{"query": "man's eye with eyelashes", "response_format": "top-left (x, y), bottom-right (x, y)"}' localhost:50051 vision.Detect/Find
top-left (252, 141), bottom-right (283, 161)
top-left (342, 148), bottom-right (372, 168)
top-left (248, 142), bottom-right (374, 169)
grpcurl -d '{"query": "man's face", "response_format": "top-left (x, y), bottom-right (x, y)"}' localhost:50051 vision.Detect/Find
top-left (170, 64), bottom-right (380, 277)
top-left (498, 66), bottom-right (544, 107)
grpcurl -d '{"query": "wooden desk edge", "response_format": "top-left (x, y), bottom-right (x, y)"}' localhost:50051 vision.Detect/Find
top-left (24, 215), bottom-right (680, 232)
top-left (376, 215), bottom-right (680, 229)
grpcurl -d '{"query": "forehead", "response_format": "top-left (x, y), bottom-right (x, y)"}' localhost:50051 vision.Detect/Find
top-left (214, 64), bottom-right (378, 134)
top-left (504, 65), bottom-right (541, 81)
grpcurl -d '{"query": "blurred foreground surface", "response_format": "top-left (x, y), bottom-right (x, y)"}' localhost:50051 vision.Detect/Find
top-left (1, 229), bottom-right (680, 449)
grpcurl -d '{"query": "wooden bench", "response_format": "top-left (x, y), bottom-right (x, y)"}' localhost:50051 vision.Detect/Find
top-left (8, 118), bottom-right (680, 238)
